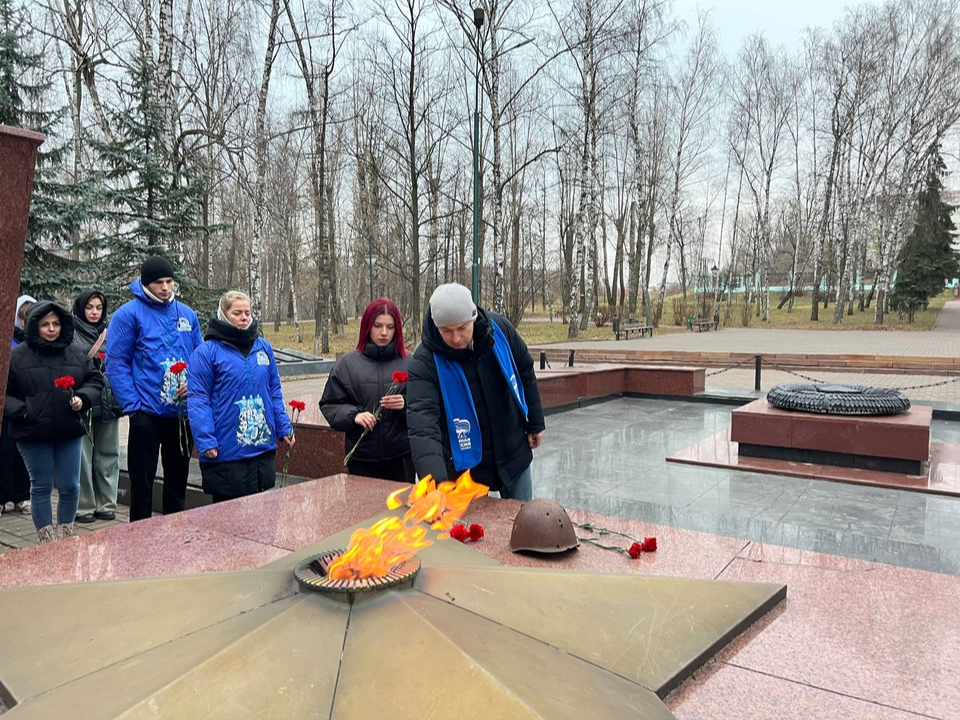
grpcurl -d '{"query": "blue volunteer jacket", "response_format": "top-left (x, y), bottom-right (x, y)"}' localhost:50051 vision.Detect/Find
top-left (106, 279), bottom-right (203, 417)
top-left (187, 337), bottom-right (293, 463)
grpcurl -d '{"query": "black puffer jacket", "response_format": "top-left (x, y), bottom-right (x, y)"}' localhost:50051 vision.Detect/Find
top-left (4, 302), bottom-right (104, 442)
top-left (406, 308), bottom-right (545, 492)
top-left (72, 290), bottom-right (122, 422)
top-left (319, 342), bottom-right (410, 463)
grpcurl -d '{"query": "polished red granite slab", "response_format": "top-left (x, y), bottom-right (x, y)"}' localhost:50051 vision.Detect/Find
top-left (535, 364), bottom-right (705, 403)
top-left (689, 544), bottom-right (960, 719)
top-left (0, 512), bottom-right (289, 590)
top-left (277, 423), bottom-right (345, 477)
top-left (3, 475), bottom-right (956, 719)
top-left (0, 125), bottom-right (44, 411)
top-left (668, 428), bottom-right (960, 497)
top-left (668, 663), bottom-right (924, 719)
top-left (626, 365), bottom-right (706, 395)
top-left (731, 398), bottom-right (931, 462)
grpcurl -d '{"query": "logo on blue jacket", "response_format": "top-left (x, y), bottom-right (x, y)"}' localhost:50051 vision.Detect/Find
top-left (159, 357), bottom-right (185, 406)
top-left (454, 418), bottom-right (472, 451)
top-left (236, 395), bottom-right (272, 447)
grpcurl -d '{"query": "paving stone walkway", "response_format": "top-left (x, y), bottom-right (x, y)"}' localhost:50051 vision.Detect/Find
top-left (936, 297), bottom-right (960, 330)
top-left (544, 301), bottom-right (960, 358)
top-left (0, 500), bottom-right (128, 552)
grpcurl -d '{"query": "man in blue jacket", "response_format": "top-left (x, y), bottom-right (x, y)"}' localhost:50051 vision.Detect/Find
top-left (107, 257), bottom-right (203, 521)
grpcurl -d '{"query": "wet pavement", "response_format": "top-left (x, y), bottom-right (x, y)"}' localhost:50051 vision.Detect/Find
top-left (531, 397), bottom-right (960, 576)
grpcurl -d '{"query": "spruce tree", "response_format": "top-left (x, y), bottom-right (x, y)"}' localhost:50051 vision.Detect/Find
top-left (85, 51), bottom-right (206, 301)
top-left (0, 0), bottom-right (89, 298)
top-left (890, 144), bottom-right (959, 323)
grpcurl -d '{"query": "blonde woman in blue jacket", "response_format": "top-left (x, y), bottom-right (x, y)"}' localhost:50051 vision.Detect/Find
top-left (188, 291), bottom-right (294, 503)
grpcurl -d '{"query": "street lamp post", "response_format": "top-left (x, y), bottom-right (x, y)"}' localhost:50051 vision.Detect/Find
top-left (368, 234), bottom-right (374, 304)
top-left (471, 7), bottom-right (484, 304)
top-left (711, 263), bottom-right (720, 322)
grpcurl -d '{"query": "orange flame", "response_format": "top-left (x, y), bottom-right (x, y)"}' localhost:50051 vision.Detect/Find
top-left (326, 471), bottom-right (488, 580)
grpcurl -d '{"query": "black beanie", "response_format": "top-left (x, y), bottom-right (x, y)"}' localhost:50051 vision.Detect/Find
top-left (141, 256), bottom-right (176, 286)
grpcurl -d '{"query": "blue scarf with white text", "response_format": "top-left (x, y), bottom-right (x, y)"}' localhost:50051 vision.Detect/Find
top-left (434, 320), bottom-right (528, 471)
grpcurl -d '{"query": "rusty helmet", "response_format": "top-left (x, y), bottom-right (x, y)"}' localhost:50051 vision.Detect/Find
top-left (509, 499), bottom-right (579, 553)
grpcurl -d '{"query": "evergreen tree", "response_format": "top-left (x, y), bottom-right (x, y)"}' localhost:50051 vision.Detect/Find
top-left (84, 51), bottom-right (206, 301)
top-left (890, 144), bottom-right (959, 323)
top-left (0, 0), bottom-right (90, 298)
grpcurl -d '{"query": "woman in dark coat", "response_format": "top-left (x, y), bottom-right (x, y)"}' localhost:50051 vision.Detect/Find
top-left (0, 295), bottom-right (35, 517)
top-left (4, 302), bottom-right (103, 542)
top-left (72, 290), bottom-right (123, 523)
top-left (319, 298), bottom-right (413, 482)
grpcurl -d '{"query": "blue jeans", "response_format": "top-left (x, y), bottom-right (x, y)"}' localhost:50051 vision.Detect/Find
top-left (17, 437), bottom-right (83, 530)
top-left (501, 464), bottom-right (533, 501)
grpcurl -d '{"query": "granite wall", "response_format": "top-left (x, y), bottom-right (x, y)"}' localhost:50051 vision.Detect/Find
top-left (0, 125), bottom-right (44, 414)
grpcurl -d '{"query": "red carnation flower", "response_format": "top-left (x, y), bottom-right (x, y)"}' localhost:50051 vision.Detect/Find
top-left (97, 352), bottom-right (106, 360)
top-left (169, 361), bottom-right (188, 375)
top-left (468, 524), bottom-right (485, 542)
top-left (54, 376), bottom-right (75, 390)
top-left (450, 524), bottom-right (470, 543)
top-left (641, 537), bottom-right (657, 553)
top-left (289, 400), bottom-right (306, 412)
top-left (627, 542), bottom-right (643, 559)
top-left (392, 371), bottom-right (409, 384)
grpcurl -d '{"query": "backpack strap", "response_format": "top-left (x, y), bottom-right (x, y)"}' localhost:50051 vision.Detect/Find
top-left (88, 329), bottom-right (107, 359)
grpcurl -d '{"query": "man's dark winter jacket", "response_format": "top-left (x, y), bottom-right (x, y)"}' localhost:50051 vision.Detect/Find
top-left (406, 308), bottom-right (545, 492)
top-left (320, 342), bottom-right (411, 463)
top-left (4, 302), bottom-right (104, 443)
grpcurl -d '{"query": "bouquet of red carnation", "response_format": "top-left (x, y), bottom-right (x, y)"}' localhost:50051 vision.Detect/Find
top-left (279, 400), bottom-right (306, 487)
top-left (450, 523), bottom-right (485, 543)
top-left (169, 362), bottom-right (189, 455)
top-left (575, 520), bottom-right (658, 560)
top-left (54, 375), bottom-right (93, 443)
top-left (342, 371), bottom-right (408, 467)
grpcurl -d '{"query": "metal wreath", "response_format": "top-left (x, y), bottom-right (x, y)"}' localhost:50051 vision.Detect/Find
top-left (766, 383), bottom-right (912, 416)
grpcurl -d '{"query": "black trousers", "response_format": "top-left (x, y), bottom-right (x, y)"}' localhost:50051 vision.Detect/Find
top-left (0, 417), bottom-right (30, 504)
top-left (127, 412), bottom-right (194, 522)
top-left (347, 453), bottom-right (416, 484)
top-left (201, 451), bottom-right (276, 502)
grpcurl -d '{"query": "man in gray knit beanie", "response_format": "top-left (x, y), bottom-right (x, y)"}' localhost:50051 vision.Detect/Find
top-left (406, 283), bottom-right (545, 501)
top-left (428, 283), bottom-right (479, 350)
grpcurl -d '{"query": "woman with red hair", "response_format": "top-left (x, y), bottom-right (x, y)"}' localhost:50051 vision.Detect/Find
top-left (319, 298), bottom-right (413, 482)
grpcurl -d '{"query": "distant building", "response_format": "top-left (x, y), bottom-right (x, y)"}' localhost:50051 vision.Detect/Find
top-left (944, 190), bottom-right (960, 240)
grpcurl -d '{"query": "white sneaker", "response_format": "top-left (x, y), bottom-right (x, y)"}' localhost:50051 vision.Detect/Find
top-left (14, 500), bottom-right (30, 514)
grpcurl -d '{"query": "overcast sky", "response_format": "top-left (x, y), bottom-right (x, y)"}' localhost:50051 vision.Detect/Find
top-left (672, 0), bottom-right (871, 55)
top-left (673, 0), bottom-right (960, 190)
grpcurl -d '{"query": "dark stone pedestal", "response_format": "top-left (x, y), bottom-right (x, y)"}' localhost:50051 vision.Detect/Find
top-left (731, 397), bottom-right (931, 474)
top-left (737, 443), bottom-right (922, 475)
top-left (0, 125), bottom-right (44, 414)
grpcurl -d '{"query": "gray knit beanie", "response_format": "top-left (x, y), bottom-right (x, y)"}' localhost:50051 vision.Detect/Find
top-left (429, 283), bottom-right (478, 328)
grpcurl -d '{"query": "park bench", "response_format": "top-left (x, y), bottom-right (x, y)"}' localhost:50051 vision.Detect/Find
top-left (691, 318), bottom-right (719, 332)
top-left (612, 317), bottom-right (654, 340)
